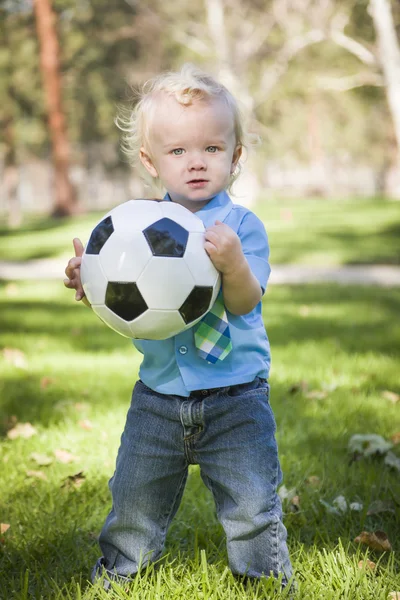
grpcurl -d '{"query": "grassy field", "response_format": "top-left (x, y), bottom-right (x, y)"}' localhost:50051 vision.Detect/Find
top-left (1, 197), bottom-right (400, 266)
top-left (0, 277), bottom-right (399, 599)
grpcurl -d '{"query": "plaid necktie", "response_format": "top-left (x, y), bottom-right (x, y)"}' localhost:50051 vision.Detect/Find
top-left (194, 293), bottom-right (232, 363)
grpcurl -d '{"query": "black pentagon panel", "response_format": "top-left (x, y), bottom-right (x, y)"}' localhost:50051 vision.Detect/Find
top-left (105, 282), bottom-right (148, 321)
top-left (86, 216), bottom-right (114, 255)
top-left (144, 218), bottom-right (188, 257)
top-left (179, 286), bottom-right (214, 324)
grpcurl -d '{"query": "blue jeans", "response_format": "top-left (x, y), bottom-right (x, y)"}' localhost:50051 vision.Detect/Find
top-left (92, 377), bottom-right (292, 587)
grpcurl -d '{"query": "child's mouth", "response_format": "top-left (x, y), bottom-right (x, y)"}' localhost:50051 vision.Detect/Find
top-left (187, 179), bottom-right (208, 189)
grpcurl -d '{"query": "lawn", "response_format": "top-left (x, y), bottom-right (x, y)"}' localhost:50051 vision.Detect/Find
top-left (0, 279), bottom-right (399, 599)
top-left (1, 197), bottom-right (400, 266)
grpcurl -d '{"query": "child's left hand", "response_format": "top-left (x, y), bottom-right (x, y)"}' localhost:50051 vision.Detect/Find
top-left (204, 220), bottom-right (246, 275)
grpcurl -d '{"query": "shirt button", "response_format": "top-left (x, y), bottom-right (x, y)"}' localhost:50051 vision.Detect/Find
top-left (178, 345), bottom-right (188, 355)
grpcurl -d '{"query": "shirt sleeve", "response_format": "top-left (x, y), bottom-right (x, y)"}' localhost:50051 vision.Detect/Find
top-left (237, 211), bottom-right (271, 293)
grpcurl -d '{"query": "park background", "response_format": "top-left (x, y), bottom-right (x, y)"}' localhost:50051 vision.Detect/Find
top-left (0, 0), bottom-right (400, 598)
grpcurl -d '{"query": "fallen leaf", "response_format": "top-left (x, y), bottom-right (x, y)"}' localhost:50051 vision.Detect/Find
top-left (78, 419), bottom-right (93, 431)
top-left (381, 390), bottom-right (400, 403)
top-left (288, 381), bottom-right (309, 394)
top-left (333, 495), bottom-right (347, 513)
top-left (320, 499), bottom-right (342, 516)
top-left (388, 593), bottom-right (400, 600)
top-left (391, 432), bottom-right (400, 445)
top-left (289, 495), bottom-right (301, 512)
top-left (2, 347), bottom-right (27, 368)
top-left (30, 452), bottom-right (53, 466)
top-left (278, 485), bottom-right (297, 502)
top-left (61, 471), bottom-right (86, 489)
top-left (305, 389), bottom-right (328, 400)
top-left (354, 530), bottom-right (392, 552)
top-left (299, 305), bottom-right (311, 317)
top-left (0, 524), bottom-right (10, 534)
top-left (54, 449), bottom-right (79, 464)
top-left (305, 475), bottom-right (321, 487)
top-left (40, 376), bottom-right (56, 389)
top-left (358, 559), bottom-right (376, 571)
top-left (384, 451), bottom-right (400, 473)
top-left (348, 434), bottom-right (392, 457)
top-left (7, 423), bottom-right (37, 440)
top-left (26, 470), bottom-right (47, 481)
top-left (367, 500), bottom-right (395, 516)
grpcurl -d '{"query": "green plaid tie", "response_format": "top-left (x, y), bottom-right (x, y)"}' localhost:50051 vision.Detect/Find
top-left (194, 293), bottom-right (232, 363)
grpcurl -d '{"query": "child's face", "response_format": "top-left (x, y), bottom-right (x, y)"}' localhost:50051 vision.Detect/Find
top-left (140, 94), bottom-right (241, 212)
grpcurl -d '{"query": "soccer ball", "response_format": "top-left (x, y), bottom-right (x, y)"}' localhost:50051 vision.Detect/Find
top-left (80, 199), bottom-right (220, 339)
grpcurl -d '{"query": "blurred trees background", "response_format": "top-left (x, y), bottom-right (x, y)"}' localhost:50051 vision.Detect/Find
top-left (1, 0), bottom-right (400, 221)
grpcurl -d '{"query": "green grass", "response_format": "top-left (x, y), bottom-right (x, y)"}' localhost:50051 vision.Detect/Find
top-left (1, 197), bottom-right (399, 265)
top-left (1, 280), bottom-right (399, 599)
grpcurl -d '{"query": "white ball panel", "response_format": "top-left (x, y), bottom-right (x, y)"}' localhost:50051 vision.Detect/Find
top-left (137, 257), bottom-right (195, 309)
top-left (111, 200), bottom-right (163, 235)
top-left (130, 310), bottom-right (186, 340)
top-left (81, 254), bottom-right (108, 305)
top-left (183, 232), bottom-right (221, 287)
top-left (99, 231), bottom-right (152, 282)
top-left (160, 202), bottom-right (205, 233)
top-left (92, 305), bottom-right (134, 338)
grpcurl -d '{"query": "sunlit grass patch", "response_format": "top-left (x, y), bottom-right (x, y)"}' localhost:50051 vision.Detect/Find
top-left (0, 280), bottom-right (399, 598)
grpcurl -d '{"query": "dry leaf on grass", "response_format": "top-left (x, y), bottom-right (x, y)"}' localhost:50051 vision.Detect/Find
top-left (354, 530), bottom-right (392, 552)
top-left (7, 423), bottom-right (37, 440)
top-left (391, 432), bottom-right (400, 445)
top-left (40, 376), bottom-right (56, 389)
top-left (26, 470), bottom-right (47, 481)
top-left (61, 471), bottom-right (86, 489)
top-left (381, 390), bottom-right (400, 403)
top-left (54, 449), bottom-right (79, 464)
top-left (305, 389), bottom-right (328, 400)
top-left (2, 347), bottom-right (27, 368)
top-left (78, 419), bottom-right (93, 431)
top-left (0, 524), bottom-right (10, 534)
top-left (384, 451), bottom-right (400, 473)
top-left (388, 593), bottom-right (400, 600)
top-left (305, 475), bottom-right (321, 487)
top-left (367, 500), bottom-right (395, 516)
top-left (348, 434), bottom-right (393, 457)
top-left (30, 452), bottom-right (53, 466)
top-left (358, 559), bottom-right (376, 571)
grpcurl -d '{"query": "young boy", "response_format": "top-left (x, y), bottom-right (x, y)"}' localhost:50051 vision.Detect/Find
top-left (64, 64), bottom-right (293, 590)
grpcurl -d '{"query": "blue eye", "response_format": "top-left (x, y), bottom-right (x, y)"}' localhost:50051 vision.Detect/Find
top-left (206, 146), bottom-right (218, 153)
top-left (172, 148), bottom-right (184, 155)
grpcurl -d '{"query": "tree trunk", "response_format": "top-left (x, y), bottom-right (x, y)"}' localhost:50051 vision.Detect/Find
top-left (33, 0), bottom-right (77, 216)
top-left (369, 0), bottom-right (400, 166)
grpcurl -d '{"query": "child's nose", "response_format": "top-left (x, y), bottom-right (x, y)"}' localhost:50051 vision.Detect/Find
top-left (188, 154), bottom-right (206, 170)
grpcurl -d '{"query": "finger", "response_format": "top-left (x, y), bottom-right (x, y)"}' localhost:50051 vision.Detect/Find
top-left (65, 257), bottom-right (82, 278)
top-left (204, 241), bottom-right (218, 256)
top-left (205, 229), bottom-right (219, 243)
top-left (73, 238), bottom-right (84, 258)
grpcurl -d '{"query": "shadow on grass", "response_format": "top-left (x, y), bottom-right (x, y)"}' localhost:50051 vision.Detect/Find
top-left (1, 282), bottom-right (399, 595)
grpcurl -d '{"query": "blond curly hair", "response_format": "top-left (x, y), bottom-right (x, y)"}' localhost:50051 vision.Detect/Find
top-left (116, 63), bottom-right (247, 192)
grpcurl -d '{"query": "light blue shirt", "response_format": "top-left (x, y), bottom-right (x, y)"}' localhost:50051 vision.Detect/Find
top-left (133, 191), bottom-right (271, 396)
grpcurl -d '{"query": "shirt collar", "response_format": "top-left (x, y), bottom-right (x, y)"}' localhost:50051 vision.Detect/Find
top-left (163, 190), bottom-right (233, 227)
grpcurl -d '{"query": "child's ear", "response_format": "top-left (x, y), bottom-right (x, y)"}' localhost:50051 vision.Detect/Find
top-left (231, 144), bottom-right (242, 173)
top-left (140, 147), bottom-right (158, 178)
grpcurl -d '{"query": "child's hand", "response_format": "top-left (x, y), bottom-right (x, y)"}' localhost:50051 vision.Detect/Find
top-left (64, 238), bottom-right (85, 301)
top-left (204, 220), bottom-right (245, 275)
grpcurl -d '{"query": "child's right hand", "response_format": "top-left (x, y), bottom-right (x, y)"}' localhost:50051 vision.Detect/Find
top-left (64, 238), bottom-right (85, 301)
